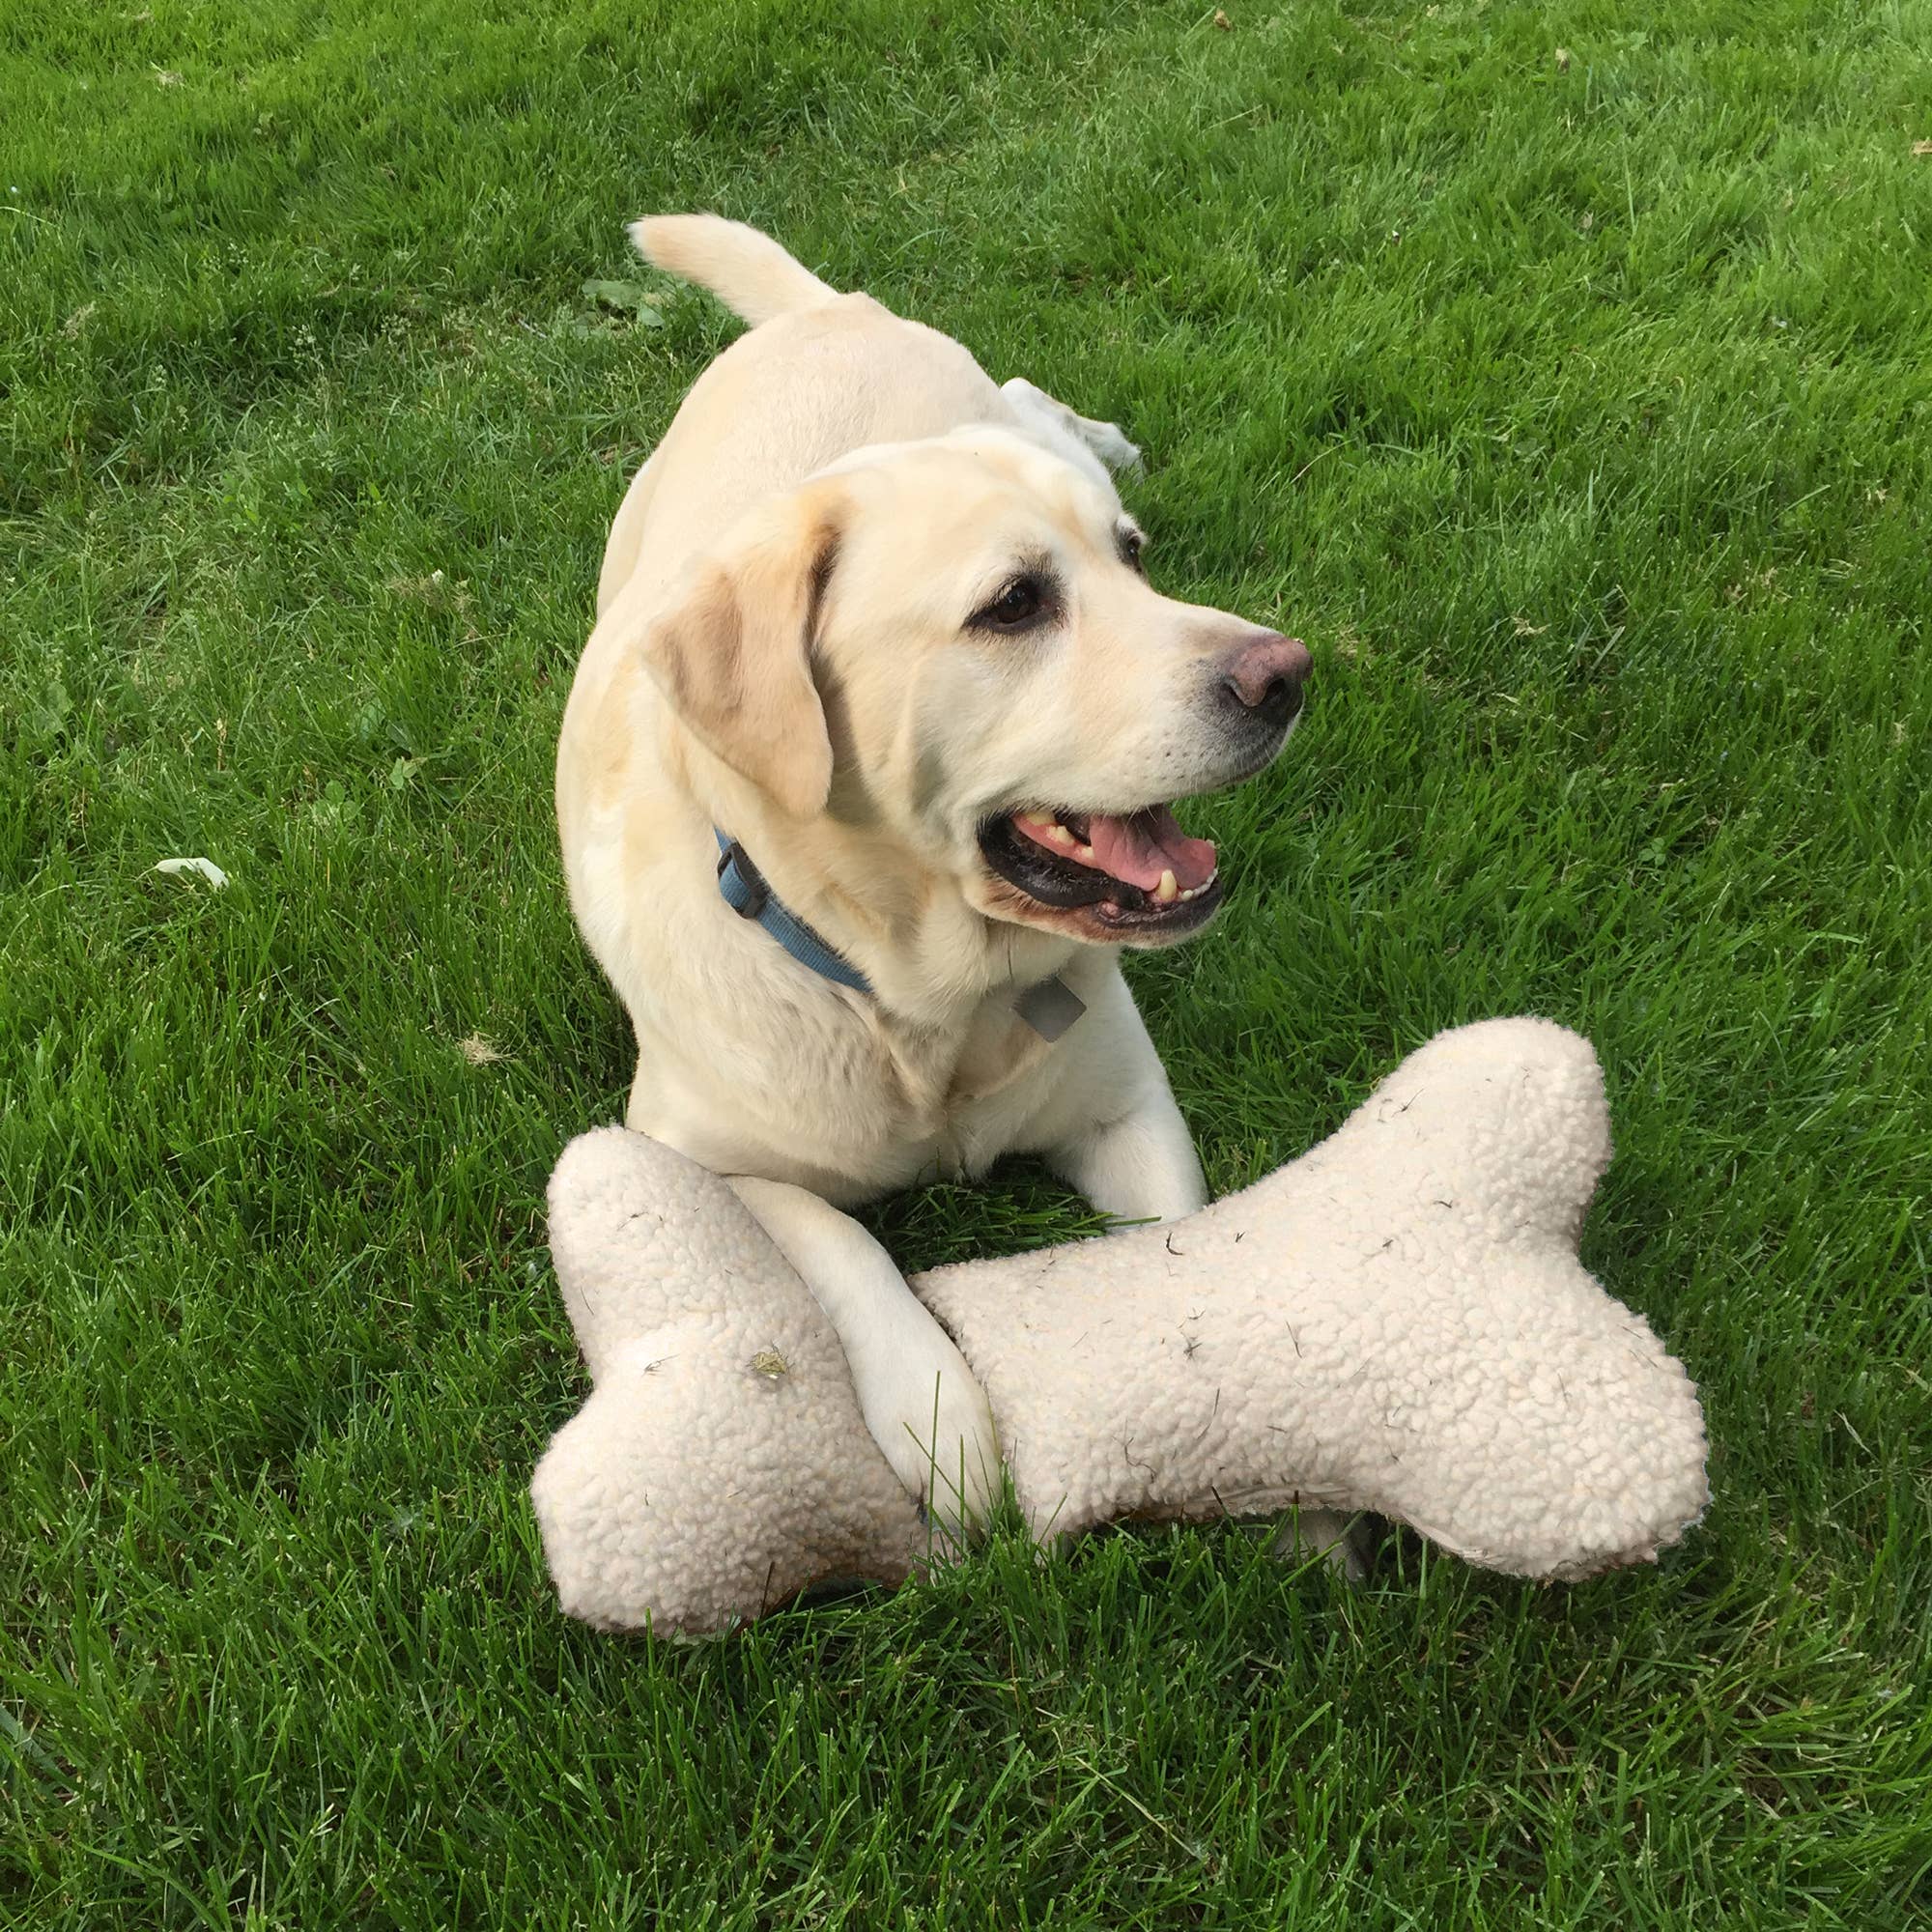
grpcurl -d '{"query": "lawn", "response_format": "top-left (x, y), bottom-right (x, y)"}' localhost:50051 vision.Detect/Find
top-left (3, 0), bottom-right (1929, 1924)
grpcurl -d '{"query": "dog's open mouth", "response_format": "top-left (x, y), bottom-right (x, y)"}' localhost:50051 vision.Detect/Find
top-left (978, 805), bottom-right (1224, 936)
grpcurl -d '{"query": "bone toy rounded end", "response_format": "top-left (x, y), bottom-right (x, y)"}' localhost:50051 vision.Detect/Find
top-left (913, 1016), bottom-right (1710, 1579)
top-left (530, 1128), bottom-right (925, 1634)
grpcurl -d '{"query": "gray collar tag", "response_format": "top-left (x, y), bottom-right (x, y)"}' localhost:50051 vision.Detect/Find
top-left (1014, 974), bottom-right (1086, 1041)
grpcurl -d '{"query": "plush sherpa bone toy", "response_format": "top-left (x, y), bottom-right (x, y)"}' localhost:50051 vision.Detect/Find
top-left (531, 1018), bottom-right (1709, 1634)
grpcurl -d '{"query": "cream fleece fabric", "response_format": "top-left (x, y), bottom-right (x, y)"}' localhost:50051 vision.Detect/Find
top-left (531, 1018), bottom-right (1709, 1634)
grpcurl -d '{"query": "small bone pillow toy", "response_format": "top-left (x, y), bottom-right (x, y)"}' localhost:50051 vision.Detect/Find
top-left (531, 1018), bottom-right (1710, 1634)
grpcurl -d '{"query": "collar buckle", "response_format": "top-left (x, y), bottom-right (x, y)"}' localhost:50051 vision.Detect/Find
top-left (714, 828), bottom-right (871, 995)
top-left (717, 838), bottom-right (770, 921)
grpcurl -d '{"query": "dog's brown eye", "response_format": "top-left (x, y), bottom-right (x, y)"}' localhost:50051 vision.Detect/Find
top-left (1119, 529), bottom-right (1145, 573)
top-left (978, 576), bottom-right (1045, 630)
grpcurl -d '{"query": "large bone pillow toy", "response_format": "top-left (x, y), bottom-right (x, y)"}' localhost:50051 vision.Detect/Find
top-left (531, 1018), bottom-right (1709, 1635)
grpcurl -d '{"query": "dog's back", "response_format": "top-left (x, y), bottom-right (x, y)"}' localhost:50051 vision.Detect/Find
top-left (593, 221), bottom-right (1007, 618)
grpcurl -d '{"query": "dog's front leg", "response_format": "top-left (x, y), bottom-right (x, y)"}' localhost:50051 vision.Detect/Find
top-left (1046, 1079), bottom-right (1208, 1227)
top-left (726, 1175), bottom-right (1000, 1540)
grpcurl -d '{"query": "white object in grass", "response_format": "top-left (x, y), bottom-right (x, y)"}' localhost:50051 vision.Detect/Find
top-left (154, 856), bottom-right (228, 889)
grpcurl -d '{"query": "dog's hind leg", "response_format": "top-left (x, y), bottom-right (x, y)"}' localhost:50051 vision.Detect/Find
top-left (1001, 377), bottom-right (1144, 481)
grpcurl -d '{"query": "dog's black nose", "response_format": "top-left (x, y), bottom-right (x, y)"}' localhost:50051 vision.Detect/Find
top-left (1219, 631), bottom-right (1311, 732)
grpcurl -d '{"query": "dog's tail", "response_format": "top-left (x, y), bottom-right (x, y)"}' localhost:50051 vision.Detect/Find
top-left (628, 214), bottom-right (840, 327)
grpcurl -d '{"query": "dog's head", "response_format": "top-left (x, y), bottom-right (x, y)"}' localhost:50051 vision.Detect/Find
top-left (636, 427), bottom-right (1308, 949)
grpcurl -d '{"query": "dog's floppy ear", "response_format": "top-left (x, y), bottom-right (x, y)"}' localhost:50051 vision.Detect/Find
top-left (636, 484), bottom-right (843, 819)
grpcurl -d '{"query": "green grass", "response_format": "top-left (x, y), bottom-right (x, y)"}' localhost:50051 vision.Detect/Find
top-left (4, 0), bottom-right (1929, 1923)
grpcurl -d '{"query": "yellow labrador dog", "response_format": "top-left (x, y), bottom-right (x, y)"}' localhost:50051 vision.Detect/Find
top-left (558, 216), bottom-right (1313, 1534)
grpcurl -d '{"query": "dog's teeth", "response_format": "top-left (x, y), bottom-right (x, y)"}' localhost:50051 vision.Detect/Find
top-left (1020, 810), bottom-right (1055, 828)
top-left (1048, 824), bottom-right (1076, 847)
top-left (1155, 869), bottom-right (1179, 903)
top-left (1074, 843), bottom-right (1095, 863)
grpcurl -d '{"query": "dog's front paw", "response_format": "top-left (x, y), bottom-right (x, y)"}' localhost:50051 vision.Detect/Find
top-left (850, 1313), bottom-right (1001, 1542)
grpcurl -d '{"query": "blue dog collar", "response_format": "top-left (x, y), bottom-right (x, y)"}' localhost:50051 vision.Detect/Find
top-left (713, 828), bottom-right (1086, 1039)
top-left (714, 830), bottom-right (873, 995)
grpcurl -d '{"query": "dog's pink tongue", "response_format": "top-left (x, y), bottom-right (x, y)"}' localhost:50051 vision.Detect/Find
top-left (1087, 807), bottom-right (1216, 892)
